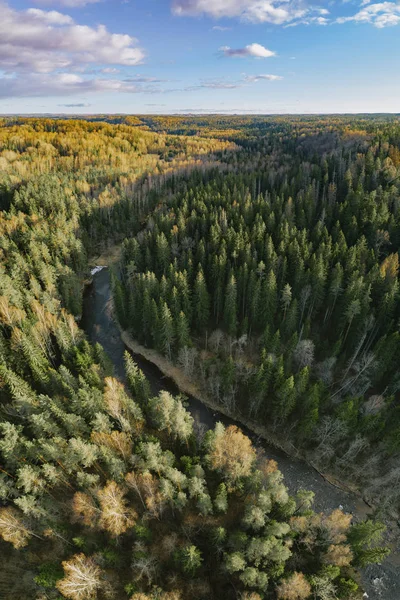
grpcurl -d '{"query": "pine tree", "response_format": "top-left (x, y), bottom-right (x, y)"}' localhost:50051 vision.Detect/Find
top-left (348, 520), bottom-right (389, 567)
top-left (224, 274), bottom-right (238, 338)
top-left (297, 383), bottom-right (321, 438)
top-left (261, 270), bottom-right (278, 328)
top-left (193, 268), bottom-right (210, 332)
top-left (150, 298), bottom-right (160, 349)
top-left (280, 284), bottom-right (292, 320)
top-left (273, 376), bottom-right (296, 422)
top-left (156, 232), bottom-right (171, 274)
top-left (176, 311), bottom-right (191, 351)
top-left (158, 303), bottom-right (175, 360)
top-left (178, 545), bottom-right (203, 575)
top-left (124, 352), bottom-right (150, 404)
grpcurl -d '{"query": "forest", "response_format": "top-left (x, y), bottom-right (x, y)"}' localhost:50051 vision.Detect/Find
top-left (0, 115), bottom-right (399, 599)
top-left (114, 116), bottom-right (400, 513)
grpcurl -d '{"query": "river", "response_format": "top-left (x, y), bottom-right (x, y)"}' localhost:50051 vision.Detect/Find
top-left (82, 267), bottom-right (400, 600)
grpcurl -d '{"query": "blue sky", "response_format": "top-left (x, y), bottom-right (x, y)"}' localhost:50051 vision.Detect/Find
top-left (0, 0), bottom-right (399, 114)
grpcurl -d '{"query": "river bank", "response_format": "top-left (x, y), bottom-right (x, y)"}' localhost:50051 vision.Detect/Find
top-left (120, 330), bottom-right (369, 503)
top-left (83, 266), bottom-right (400, 600)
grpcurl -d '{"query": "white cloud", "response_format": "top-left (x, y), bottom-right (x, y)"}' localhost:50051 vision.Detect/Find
top-left (285, 15), bottom-right (329, 26)
top-left (172, 0), bottom-right (246, 18)
top-left (186, 78), bottom-right (241, 90)
top-left (244, 74), bottom-right (283, 81)
top-left (313, 16), bottom-right (329, 24)
top-left (337, 2), bottom-right (400, 27)
top-left (212, 25), bottom-right (232, 30)
top-left (0, 73), bottom-right (160, 99)
top-left (27, 8), bottom-right (74, 24)
top-left (0, 2), bottom-right (144, 74)
top-left (0, 2), bottom-right (150, 99)
top-left (183, 73), bottom-right (283, 91)
top-left (220, 43), bottom-right (276, 58)
top-left (172, 0), bottom-right (319, 26)
top-left (101, 67), bottom-right (120, 74)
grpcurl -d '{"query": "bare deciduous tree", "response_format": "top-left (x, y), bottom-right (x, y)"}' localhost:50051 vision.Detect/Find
top-left (363, 394), bottom-right (385, 415)
top-left (209, 329), bottom-right (225, 354)
top-left (98, 480), bottom-right (137, 536)
top-left (71, 492), bottom-right (99, 528)
top-left (91, 430), bottom-right (133, 460)
top-left (0, 506), bottom-right (34, 549)
top-left (294, 339), bottom-right (315, 370)
top-left (206, 424), bottom-right (256, 482)
top-left (177, 346), bottom-right (198, 377)
top-left (276, 571), bottom-right (311, 600)
top-left (323, 544), bottom-right (353, 567)
top-left (132, 542), bottom-right (158, 585)
top-left (314, 357), bottom-right (336, 386)
top-left (57, 553), bottom-right (103, 600)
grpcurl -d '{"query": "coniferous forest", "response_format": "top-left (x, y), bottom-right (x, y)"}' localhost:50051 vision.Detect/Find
top-left (0, 115), bottom-right (399, 600)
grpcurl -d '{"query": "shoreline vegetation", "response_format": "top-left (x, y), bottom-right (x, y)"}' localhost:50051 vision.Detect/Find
top-left (109, 126), bottom-right (400, 546)
top-left (82, 267), bottom-right (399, 599)
top-left (119, 325), bottom-right (372, 511)
top-left (116, 320), bottom-right (400, 571)
top-left (86, 247), bottom-right (380, 515)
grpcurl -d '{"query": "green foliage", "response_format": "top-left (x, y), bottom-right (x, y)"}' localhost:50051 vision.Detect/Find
top-left (134, 523), bottom-right (152, 541)
top-left (214, 483), bottom-right (229, 513)
top-left (114, 122), bottom-right (400, 522)
top-left (177, 544), bottom-right (203, 575)
top-left (101, 548), bottom-right (120, 567)
top-left (0, 115), bottom-right (397, 600)
top-left (124, 583), bottom-right (137, 596)
top-left (34, 563), bottom-right (64, 589)
top-left (348, 520), bottom-right (389, 566)
top-left (337, 577), bottom-right (359, 598)
top-left (193, 268), bottom-right (210, 332)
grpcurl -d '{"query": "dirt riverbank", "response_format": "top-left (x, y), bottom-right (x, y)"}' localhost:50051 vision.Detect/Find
top-left (121, 331), bottom-right (370, 504)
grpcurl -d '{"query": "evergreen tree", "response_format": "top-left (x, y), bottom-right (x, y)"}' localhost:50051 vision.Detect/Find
top-left (193, 268), bottom-right (210, 332)
top-left (175, 311), bottom-right (191, 351)
top-left (159, 303), bottom-right (175, 360)
top-left (224, 274), bottom-right (238, 338)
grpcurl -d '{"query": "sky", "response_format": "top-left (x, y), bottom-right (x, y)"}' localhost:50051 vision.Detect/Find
top-left (0, 0), bottom-right (399, 114)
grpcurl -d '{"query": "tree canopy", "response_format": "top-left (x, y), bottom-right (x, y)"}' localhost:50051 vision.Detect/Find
top-left (0, 114), bottom-right (398, 599)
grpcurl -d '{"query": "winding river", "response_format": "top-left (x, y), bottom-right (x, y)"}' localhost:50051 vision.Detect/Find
top-left (82, 267), bottom-right (399, 600)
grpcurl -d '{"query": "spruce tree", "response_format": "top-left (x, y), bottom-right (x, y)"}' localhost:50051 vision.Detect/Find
top-left (159, 302), bottom-right (175, 360)
top-left (193, 268), bottom-right (210, 333)
top-left (224, 274), bottom-right (238, 338)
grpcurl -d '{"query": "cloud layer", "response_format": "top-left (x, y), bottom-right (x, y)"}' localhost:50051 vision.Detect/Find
top-left (220, 43), bottom-right (276, 58)
top-left (173, 0), bottom-right (311, 26)
top-left (244, 74), bottom-right (283, 82)
top-left (184, 73), bottom-right (284, 91)
top-left (0, 2), bottom-right (144, 74)
top-left (173, 0), bottom-right (400, 28)
top-left (337, 2), bottom-right (400, 28)
top-left (0, 73), bottom-right (160, 99)
top-left (0, 2), bottom-right (150, 99)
